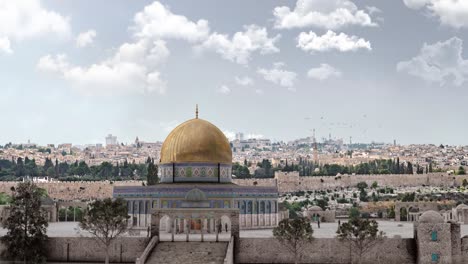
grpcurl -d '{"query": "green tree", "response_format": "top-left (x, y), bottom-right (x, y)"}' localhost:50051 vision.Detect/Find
top-left (457, 166), bottom-right (466, 175)
top-left (273, 218), bottom-right (314, 264)
top-left (349, 207), bottom-right (360, 220)
top-left (1, 182), bottom-right (48, 263)
top-left (79, 198), bottom-right (130, 264)
top-left (336, 217), bottom-right (384, 264)
top-left (146, 158), bottom-right (158, 185)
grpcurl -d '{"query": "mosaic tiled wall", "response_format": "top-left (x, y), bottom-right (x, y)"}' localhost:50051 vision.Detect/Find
top-left (159, 163), bottom-right (232, 183)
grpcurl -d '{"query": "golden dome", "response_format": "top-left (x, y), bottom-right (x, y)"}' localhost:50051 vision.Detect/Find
top-left (160, 118), bottom-right (232, 164)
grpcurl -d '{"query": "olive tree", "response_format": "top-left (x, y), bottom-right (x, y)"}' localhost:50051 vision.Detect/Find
top-left (79, 198), bottom-right (129, 264)
top-left (336, 217), bottom-right (384, 264)
top-left (273, 217), bottom-right (314, 264)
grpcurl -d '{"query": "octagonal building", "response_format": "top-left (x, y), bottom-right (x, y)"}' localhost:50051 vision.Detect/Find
top-left (113, 110), bottom-right (282, 235)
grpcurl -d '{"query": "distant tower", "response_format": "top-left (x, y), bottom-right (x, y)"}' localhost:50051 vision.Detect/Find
top-left (235, 132), bottom-right (244, 141)
top-left (313, 129), bottom-right (318, 163)
top-left (105, 134), bottom-right (118, 146)
top-left (349, 136), bottom-right (352, 145)
top-left (329, 133), bottom-right (331, 141)
top-left (394, 139), bottom-right (396, 146)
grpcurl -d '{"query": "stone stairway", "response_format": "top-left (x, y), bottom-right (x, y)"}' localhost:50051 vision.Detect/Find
top-left (146, 242), bottom-right (228, 264)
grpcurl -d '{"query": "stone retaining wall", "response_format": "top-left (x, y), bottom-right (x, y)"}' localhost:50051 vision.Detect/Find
top-left (0, 237), bottom-right (148, 262)
top-left (237, 237), bottom-right (417, 264)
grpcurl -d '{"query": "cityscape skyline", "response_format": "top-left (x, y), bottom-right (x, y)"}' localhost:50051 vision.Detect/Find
top-left (2, 0), bottom-right (468, 145)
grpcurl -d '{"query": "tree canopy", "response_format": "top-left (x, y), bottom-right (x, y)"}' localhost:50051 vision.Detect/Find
top-left (1, 182), bottom-right (48, 263)
top-left (273, 217), bottom-right (314, 264)
top-left (336, 217), bottom-right (384, 263)
top-left (79, 198), bottom-right (130, 264)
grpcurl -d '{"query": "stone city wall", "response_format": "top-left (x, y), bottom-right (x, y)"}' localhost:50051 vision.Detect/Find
top-left (0, 237), bottom-right (148, 262)
top-left (235, 173), bottom-right (468, 194)
top-left (0, 172), bottom-right (467, 201)
top-left (237, 237), bottom-right (417, 264)
top-left (0, 180), bottom-right (142, 200)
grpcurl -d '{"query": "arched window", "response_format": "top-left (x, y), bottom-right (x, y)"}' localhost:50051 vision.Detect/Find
top-left (247, 201), bottom-right (253, 214)
top-left (260, 201), bottom-right (265, 214)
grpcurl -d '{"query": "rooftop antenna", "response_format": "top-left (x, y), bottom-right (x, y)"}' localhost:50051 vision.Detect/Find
top-left (195, 104), bottom-right (199, 119)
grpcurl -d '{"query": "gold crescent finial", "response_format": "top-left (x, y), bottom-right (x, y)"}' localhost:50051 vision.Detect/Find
top-left (196, 104), bottom-right (199, 119)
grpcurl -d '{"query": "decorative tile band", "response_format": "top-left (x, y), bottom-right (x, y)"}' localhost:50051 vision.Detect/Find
top-left (159, 163), bottom-right (232, 183)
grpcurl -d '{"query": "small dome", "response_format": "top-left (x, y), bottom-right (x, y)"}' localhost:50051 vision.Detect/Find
top-left (160, 118), bottom-right (232, 164)
top-left (419, 210), bottom-right (444, 223)
top-left (456, 204), bottom-right (468, 210)
top-left (307, 206), bottom-right (323, 211)
top-left (185, 188), bottom-right (207, 201)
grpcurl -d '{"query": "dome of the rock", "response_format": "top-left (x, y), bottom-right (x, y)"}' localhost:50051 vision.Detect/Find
top-left (160, 118), bottom-right (232, 165)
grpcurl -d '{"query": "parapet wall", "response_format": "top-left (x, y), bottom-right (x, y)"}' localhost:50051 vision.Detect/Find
top-left (234, 173), bottom-right (468, 194)
top-left (237, 237), bottom-right (416, 264)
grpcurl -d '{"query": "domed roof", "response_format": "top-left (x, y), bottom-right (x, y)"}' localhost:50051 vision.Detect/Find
top-left (456, 204), bottom-right (468, 210)
top-left (160, 118), bottom-right (232, 164)
top-left (185, 188), bottom-right (207, 201)
top-left (419, 210), bottom-right (444, 223)
top-left (307, 206), bottom-right (323, 211)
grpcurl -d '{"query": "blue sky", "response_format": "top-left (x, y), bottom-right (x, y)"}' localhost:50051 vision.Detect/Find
top-left (1, 0), bottom-right (468, 145)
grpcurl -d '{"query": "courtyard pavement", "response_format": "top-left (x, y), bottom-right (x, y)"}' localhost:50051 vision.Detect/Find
top-left (0, 221), bottom-right (467, 239)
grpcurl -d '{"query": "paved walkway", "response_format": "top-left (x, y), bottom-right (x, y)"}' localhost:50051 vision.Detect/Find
top-left (147, 242), bottom-right (227, 264)
top-left (0, 221), bottom-right (467, 239)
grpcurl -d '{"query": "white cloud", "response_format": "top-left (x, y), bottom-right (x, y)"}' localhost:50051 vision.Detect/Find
top-left (133, 2), bottom-right (278, 65)
top-left (223, 130), bottom-right (236, 141)
top-left (257, 62), bottom-right (297, 91)
top-left (217, 85), bottom-right (231, 95)
top-left (37, 39), bottom-right (169, 95)
top-left (397, 37), bottom-right (468, 86)
top-left (235, 76), bottom-right (253, 86)
top-left (365, 6), bottom-right (382, 15)
top-left (255, 89), bottom-right (264, 95)
top-left (197, 25), bottom-right (280, 65)
top-left (307, 64), bottom-right (342, 80)
top-left (76, 30), bottom-right (97, 48)
top-left (133, 1), bottom-right (210, 42)
top-left (0, 37), bottom-right (13, 54)
top-left (403, 0), bottom-right (468, 28)
top-left (297, 30), bottom-right (371, 53)
top-left (273, 0), bottom-right (377, 29)
top-left (0, 0), bottom-right (71, 53)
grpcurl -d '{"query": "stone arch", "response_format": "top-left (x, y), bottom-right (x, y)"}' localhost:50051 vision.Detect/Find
top-left (221, 215), bottom-right (231, 233)
top-left (159, 214), bottom-right (172, 233)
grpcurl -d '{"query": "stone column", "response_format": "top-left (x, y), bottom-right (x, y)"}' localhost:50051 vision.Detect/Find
top-left (151, 212), bottom-right (161, 238)
top-left (215, 217), bottom-right (219, 242)
top-left (185, 218), bottom-right (189, 242)
top-left (231, 211), bottom-right (240, 263)
top-left (201, 218), bottom-right (204, 242)
top-left (171, 218), bottom-right (175, 242)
